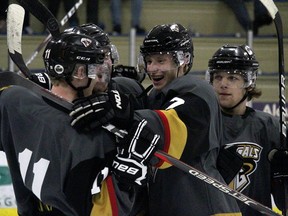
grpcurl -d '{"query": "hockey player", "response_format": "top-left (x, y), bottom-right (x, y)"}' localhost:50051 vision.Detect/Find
top-left (67, 23), bottom-right (148, 215)
top-left (207, 44), bottom-right (286, 215)
top-left (0, 32), bottom-right (119, 216)
top-left (69, 23), bottom-right (242, 215)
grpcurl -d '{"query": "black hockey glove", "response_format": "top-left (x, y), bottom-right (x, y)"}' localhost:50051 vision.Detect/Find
top-left (217, 145), bottom-right (243, 184)
top-left (70, 90), bottom-right (133, 131)
top-left (30, 72), bottom-right (52, 90)
top-left (112, 65), bottom-right (146, 83)
top-left (268, 148), bottom-right (288, 211)
top-left (268, 148), bottom-right (288, 179)
top-left (112, 119), bottom-right (160, 186)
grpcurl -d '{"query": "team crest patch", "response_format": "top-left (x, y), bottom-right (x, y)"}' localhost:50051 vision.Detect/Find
top-left (225, 142), bottom-right (262, 192)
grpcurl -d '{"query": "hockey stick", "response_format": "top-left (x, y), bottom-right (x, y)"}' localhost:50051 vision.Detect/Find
top-left (24, 0), bottom-right (83, 67)
top-left (7, 4), bottom-right (31, 79)
top-left (16, 0), bottom-right (60, 38)
top-left (0, 72), bottom-right (281, 216)
top-left (259, 1), bottom-right (287, 215)
top-left (259, 0), bottom-right (286, 150)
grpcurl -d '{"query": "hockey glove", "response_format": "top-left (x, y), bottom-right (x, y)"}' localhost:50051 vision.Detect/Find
top-left (112, 64), bottom-right (146, 83)
top-left (217, 145), bottom-right (243, 184)
top-left (70, 90), bottom-right (133, 131)
top-left (268, 148), bottom-right (288, 211)
top-left (30, 72), bottom-right (52, 90)
top-left (112, 119), bottom-right (160, 186)
top-left (268, 148), bottom-right (288, 179)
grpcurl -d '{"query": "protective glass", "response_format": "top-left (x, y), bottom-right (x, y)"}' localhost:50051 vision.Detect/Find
top-left (137, 51), bottom-right (187, 74)
top-left (209, 69), bottom-right (254, 89)
top-left (87, 62), bottom-right (110, 79)
top-left (110, 44), bottom-right (119, 64)
top-left (72, 64), bottom-right (87, 80)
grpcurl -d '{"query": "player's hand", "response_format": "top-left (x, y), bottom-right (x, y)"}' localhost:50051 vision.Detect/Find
top-left (268, 148), bottom-right (288, 178)
top-left (30, 72), bottom-right (52, 90)
top-left (69, 90), bottom-right (133, 131)
top-left (112, 64), bottom-right (145, 83)
top-left (112, 119), bottom-right (160, 186)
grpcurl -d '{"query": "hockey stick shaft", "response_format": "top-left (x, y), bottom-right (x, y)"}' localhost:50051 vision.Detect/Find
top-left (258, 0), bottom-right (286, 147)
top-left (154, 150), bottom-right (281, 216)
top-left (259, 1), bottom-right (287, 215)
top-left (24, 0), bottom-right (83, 67)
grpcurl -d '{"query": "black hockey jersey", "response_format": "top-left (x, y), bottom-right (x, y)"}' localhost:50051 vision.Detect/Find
top-left (0, 85), bottom-right (116, 216)
top-left (222, 107), bottom-right (281, 216)
top-left (133, 73), bottom-right (241, 215)
top-left (0, 75), bottom-right (147, 216)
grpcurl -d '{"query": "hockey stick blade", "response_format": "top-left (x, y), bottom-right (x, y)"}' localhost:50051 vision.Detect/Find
top-left (7, 4), bottom-right (31, 78)
top-left (16, 0), bottom-right (60, 38)
top-left (24, 0), bottom-right (83, 67)
top-left (0, 71), bottom-right (282, 215)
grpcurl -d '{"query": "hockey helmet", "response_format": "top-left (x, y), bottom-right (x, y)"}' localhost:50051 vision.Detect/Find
top-left (65, 23), bottom-right (119, 64)
top-left (138, 23), bottom-right (194, 73)
top-left (208, 44), bottom-right (259, 88)
top-left (43, 32), bottom-right (106, 79)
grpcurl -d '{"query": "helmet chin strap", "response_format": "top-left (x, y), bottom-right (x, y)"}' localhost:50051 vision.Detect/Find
top-left (223, 91), bottom-right (249, 111)
top-left (176, 66), bottom-right (181, 78)
top-left (66, 78), bottom-right (92, 98)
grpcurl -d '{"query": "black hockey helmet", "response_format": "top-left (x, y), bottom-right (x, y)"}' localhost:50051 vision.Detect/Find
top-left (138, 23), bottom-right (194, 73)
top-left (43, 32), bottom-right (106, 79)
top-left (65, 23), bottom-right (110, 46)
top-left (64, 23), bottom-right (119, 64)
top-left (207, 44), bottom-right (259, 88)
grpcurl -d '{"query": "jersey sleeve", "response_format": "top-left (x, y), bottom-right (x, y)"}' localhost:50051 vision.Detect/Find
top-left (91, 174), bottom-right (148, 216)
top-left (135, 92), bottom-right (216, 169)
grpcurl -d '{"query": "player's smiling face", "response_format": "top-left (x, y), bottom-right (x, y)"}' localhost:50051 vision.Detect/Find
top-left (145, 53), bottom-right (178, 91)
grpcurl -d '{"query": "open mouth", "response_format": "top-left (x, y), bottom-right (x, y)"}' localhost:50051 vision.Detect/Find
top-left (151, 75), bottom-right (164, 82)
